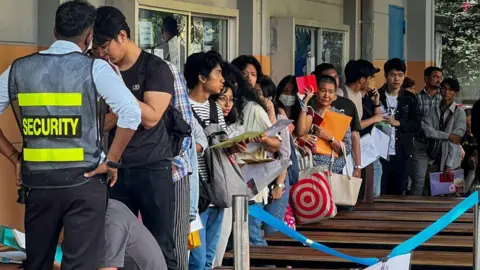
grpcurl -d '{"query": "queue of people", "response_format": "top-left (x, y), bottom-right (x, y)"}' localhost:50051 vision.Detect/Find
top-left (0, 1), bottom-right (475, 270)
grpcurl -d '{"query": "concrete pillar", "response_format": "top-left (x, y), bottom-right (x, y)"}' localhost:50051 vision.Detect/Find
top-left (237, 0), bottom-right (269, 74)
top-left (361, 0), bottom-right (375, 62)
top-left (343, 0), bottom-right (361, 60)
top-left (406, 0), bottom-right (435, 89)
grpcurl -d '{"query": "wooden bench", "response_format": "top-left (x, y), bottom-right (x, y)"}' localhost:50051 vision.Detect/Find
top-left (334, 210), bottom-right (473, 223)
top-left (265, 231), bottom-right (473, 248)
top-left (375, 195), bottom-right (464, 204)
top-left (354, 202), bottom-right (471, 212)
top-left (297, 220), bottom-right (473, 234)
top-left (223, 246), bottom-right (472, 267)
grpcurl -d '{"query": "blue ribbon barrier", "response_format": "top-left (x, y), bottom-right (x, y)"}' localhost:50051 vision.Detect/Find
top-left (388, 191), bottom-right (479, 258)
top-left (249, 191), bottom-right (480, 266)
top-left (249, 204), bottom-right (380, 266)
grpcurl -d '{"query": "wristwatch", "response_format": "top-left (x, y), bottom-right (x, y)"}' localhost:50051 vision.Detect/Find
top-left (274, 183), bottom-right (286, 189)
top-left (105, 158), bottom-right (122, 169)
top-left (328, 136), bottom-right (335, 144)
top-left (354, 165), bottom-right (363, 169)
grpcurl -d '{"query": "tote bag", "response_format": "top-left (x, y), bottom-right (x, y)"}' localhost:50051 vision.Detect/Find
top-left (290, 152), bottom-right (337, 224)
top-left (329, 142), bottom-right (363, 206)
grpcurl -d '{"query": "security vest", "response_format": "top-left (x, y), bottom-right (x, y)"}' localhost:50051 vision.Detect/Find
top-left (8, 52), bottom-right (102, 187)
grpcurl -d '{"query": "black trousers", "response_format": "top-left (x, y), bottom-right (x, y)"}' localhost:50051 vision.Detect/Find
top-left (24, 177), bottom-right (107, 270)
top-left (381, 155), bottom-right (412, 195)
top-left (110, 161), bottom-right (176, 270)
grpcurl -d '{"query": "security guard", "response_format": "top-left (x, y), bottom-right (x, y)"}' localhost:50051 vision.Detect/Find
top-left (0, 1), bottom-right (141, 270)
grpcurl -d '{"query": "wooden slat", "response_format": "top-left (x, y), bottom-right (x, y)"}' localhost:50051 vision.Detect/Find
top-left (375, 195), bottom-right (464, 204)
top-left (265, 231), bottom-right (473, 248)
top-left (215, 266), bottom-right (342, 270)
top-left (297, 220), bottom-right (473, 234)
top-left (354, 202), bottom-right (469, 212)
top-left (224, 246), bottom-right (472, 267)
top-left (334, 210), bottom-right (473, 223)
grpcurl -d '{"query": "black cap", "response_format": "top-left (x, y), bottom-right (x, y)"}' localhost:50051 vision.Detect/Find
top-left (345, 59), bottom-right (380, 84)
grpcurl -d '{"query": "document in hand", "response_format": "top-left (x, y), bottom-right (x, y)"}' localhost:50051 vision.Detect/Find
top-left (370, 126), bottom-right (390, 160)
top-left (242, 159), bottom-right (290, 199)
top-left (313, 110), bottom-right (352, 156)
top-left (343, 134), bottom-right (380, 176)
top-left (210, 119), bottom-right (294, 149)
top-left (296, 75), bottom-right (318, 94)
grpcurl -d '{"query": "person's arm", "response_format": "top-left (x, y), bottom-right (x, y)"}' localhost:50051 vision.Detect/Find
top-left (0, 66), bottom-right (21, 184)
top-left (192, 118), bottom-right (207, 155)
top-left (104, 112), bottom-right (118, 132)
top-left (84, 60), bottom-right (141, 184)
top-left (422, 109), bottom-right (450, 140)
top-left (445, 110), bottom-right (467, 169)
top-left (271, 169), bottom-right (288, 200)
top-left (137, 61), bottom-right (174, 129)
top-left (351, 131), bottom-right (361, 175)
top-left (361, 115), bottom-right (382, 130)
top-left (350, 107), bottom-right (362, 177)
top-left (294, 92), bottom-right (314, 137)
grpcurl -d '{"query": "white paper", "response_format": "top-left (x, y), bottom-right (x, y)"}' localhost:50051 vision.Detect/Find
top-left (0, 251), bottom-right (26, 262)
top-left (13, 229), bottom-right (26, 249)
top-left (343, 134), bottom-right (380, 176)
top-left (364, 253), bottom-right (411, 270)
top-left (154, 48), bottom-right (164, 59)
top-left (371, 126), bottom-right (391, 160)
top-left (264, 119), bottom-right (294, 137)
top-left (190, 213), bottom-right (204, 233)
top-left (241, 159), bottom-right (290, 199)
top-left (138, 21), bottom-right (153, 46)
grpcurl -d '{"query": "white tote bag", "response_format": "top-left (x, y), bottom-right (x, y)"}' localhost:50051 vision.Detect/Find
top-left (329, 142), bottom-right (363, 206)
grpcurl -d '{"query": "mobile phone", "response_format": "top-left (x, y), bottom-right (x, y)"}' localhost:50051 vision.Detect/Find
top-left (313, 112), bottom-right (324, 126)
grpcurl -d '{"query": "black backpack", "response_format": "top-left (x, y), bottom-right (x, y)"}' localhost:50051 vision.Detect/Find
top-left (138, 51), bottom-right (191, 156)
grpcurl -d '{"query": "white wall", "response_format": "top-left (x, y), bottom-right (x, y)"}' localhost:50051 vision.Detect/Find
top-left (175, 0), bottom-right (237, 9)
top-left (0, 0), bottom-right (38, 44)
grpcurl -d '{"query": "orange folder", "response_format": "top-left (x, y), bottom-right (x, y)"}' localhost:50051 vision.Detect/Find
top-left (313, 110), bottom-right (352, 157)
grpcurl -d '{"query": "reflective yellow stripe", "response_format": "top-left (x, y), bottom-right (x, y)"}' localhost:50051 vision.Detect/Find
top-left (23, 148), bottom-right (84, 162)
top-left (18, 93), bottom-right (82, 107)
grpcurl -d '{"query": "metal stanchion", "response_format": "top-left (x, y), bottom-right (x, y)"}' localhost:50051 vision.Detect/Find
top-left (233, 195), bottom-right (250, 270)
top-left (474, 186), bottom-right (480, 270)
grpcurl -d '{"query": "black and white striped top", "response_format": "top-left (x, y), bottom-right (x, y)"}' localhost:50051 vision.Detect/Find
top-left (189, 99), bottom-right (227, 182)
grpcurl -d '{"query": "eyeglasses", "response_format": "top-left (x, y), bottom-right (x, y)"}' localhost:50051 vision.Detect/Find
top-left (218, 96), bottom-right (237, 105)
top-left (90, 40), bottom-right (112, 57)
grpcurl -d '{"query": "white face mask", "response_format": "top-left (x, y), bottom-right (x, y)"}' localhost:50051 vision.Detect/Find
top-left (279, 94), bottom-right (296, 107)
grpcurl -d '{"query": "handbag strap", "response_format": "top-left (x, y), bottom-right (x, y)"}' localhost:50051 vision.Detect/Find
top-left (330, 142), bottom-right (351, 179)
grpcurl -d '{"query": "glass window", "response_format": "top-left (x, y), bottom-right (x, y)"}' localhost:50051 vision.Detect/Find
top-left (138, 9), bottom-right (188, 56)
top-left (295, 27), bottom-right (314, 76)
top-left (321, 30), bottom-right (345, 77)
top-left (295, 26), bottom-right (346, 77)
top-left (191, 17), bottom-right (228, 56)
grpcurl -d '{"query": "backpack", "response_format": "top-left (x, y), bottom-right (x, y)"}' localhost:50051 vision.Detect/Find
top-left (192, 100), bottom-right (246, 211)
top-left (138, 51), bottom-right (191, 156)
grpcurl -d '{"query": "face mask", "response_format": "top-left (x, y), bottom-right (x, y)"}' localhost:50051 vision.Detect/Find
top-left (279, 94), bottom-right (296, 107)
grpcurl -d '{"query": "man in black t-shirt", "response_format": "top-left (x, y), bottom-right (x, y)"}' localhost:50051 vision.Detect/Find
top-left (93, 7), bottom-right (177, 270)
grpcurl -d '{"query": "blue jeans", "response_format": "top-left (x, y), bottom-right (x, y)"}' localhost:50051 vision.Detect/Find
top-left (264, 175), bottom-right (291, 236)
top-left (189, 207), bottom-right (224, 270)
top-left (373, 159), bottom-right (383, 198)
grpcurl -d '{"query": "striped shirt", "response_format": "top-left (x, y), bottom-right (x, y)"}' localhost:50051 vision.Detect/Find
top-left (189, 98), bottom-right (227, 181)
top-left (417, 88), bottom-right (442, 119)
